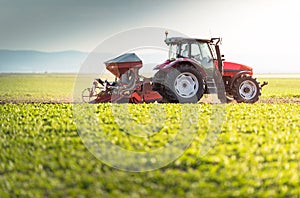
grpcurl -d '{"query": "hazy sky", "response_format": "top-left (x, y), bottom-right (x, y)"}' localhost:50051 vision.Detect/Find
top-left (1, 0), bottom-right (300, 73)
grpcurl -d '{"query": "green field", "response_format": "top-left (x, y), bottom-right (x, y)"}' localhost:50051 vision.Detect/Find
top-left (0, 74), bottom-right (75, 103)
top-left (1, 74), bottom-right (300, 197)
top-left (257, 75), bottom-right (300, 100)
top-left (1, 73), bottom-right (300, 103)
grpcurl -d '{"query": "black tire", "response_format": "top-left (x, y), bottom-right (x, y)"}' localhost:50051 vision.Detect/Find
top-left (152, 70), bottom-right (167, 98)
top-left (162, 65), bottom-right (204, 103)
top-left (225, 93), bottom-right (235, 103)
top-left (232, 76), bottom-right (261, 103)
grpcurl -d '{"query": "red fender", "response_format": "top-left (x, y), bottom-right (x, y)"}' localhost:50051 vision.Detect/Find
top-left (154, 58), bottom-right (207, 78)
top-left (229, 71), bottom-right (253, 89)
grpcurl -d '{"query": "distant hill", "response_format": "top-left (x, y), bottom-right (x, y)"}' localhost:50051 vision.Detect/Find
top-left (0, 50), bottom-right (88, 73)
top-left (0, 49), bottom-right (168, 74)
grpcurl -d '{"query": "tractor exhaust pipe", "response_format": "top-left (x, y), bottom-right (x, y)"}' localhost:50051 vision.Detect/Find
top-left (215, 45), bottom-right (223, 73)
top-left (211, 38), bottom-right (223, 74)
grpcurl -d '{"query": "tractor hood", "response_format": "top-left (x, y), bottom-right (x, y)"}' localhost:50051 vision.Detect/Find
top-left (223, 61), bottom-right (253, 75)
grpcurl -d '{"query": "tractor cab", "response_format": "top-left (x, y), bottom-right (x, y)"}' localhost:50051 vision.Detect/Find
top-left (165, 36), bottom-right (224, 71)
top-left (165, 37), bottom-right (216, 69)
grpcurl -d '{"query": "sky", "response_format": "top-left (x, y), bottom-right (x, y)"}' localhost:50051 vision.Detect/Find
top-left (1, 0), bottom-right (300, 73)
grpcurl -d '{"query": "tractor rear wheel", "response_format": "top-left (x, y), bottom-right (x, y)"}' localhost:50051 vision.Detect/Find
top-left (232, 76), bottom-right (261, 103)
top-left (163, 65), bottom-right (204, 103)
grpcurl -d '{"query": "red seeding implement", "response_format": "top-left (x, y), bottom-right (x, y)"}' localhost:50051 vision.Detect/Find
top-left (82, 32), bottom-right (267, 104)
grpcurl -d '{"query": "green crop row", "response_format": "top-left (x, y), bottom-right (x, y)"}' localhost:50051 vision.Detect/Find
top-left (1, 103), bottom-right (300, 197)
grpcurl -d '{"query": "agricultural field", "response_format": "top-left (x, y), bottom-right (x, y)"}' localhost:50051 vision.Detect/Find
top-left (0, 74), bottom-right (75, 103)
top-left (257, 74), bottom-right (300, 103)
top-left (0, 74), bottom-right (300, 197)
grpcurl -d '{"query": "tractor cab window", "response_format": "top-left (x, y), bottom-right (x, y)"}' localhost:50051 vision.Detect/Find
top-left (199, 42), bottom-right (214, 67)
top-left (191, 43), bottom-right (202, 62)
top-left (169, 43), bottom-right (190, 59)
top-left (169, 44), bottom-right (179, 60)
top-left (199, 43), bottom-right (213, 61)
top-left (180, 43), bottom-right (189, 58)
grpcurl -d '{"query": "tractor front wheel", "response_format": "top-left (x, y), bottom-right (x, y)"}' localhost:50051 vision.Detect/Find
top-left (163, 65), bottom-right (204, 103)
top-left (232, 76), bottom-right (261, 103)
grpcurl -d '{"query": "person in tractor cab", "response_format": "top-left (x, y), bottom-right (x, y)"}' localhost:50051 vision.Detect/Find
top-left (181, 44), bottom-right (189, 57)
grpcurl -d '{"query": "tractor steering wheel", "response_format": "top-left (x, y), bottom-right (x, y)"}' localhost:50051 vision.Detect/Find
top-left (191, 54), bottom-right (201, 61)
top-left (202, 56), bottom-right (213, 64)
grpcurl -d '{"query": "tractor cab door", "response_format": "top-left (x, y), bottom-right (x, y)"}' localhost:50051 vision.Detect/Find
top-left (190, 42), bottom-right (214, 69)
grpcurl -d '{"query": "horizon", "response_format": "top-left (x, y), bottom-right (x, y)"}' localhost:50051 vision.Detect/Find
top-left (0, 48), bottom-right (300, 74)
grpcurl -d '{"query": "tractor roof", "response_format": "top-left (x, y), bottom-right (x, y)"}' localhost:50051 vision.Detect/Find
top-left (165, 37), bottom-right (212, 44)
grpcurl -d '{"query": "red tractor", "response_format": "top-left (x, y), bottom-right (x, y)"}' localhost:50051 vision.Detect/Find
top-left (82, 33), bottom-right (267, 104)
